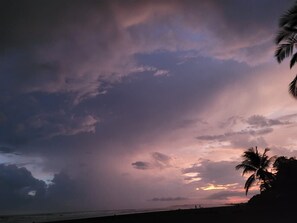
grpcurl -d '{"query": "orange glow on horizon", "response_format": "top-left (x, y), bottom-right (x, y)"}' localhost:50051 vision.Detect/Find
top-left (198, 183), bottom-right (239, 191)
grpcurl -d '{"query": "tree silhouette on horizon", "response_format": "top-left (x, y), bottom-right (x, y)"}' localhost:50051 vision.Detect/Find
top-left (236, 147), bottom-right (275, 195)
top-left (247, 156), bottom-right (297, 207)
top-left (275, 1), bottom-right (297, 98)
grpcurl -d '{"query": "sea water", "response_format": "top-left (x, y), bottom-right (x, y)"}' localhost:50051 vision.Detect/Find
top-left (0, 209), bottom-right (165, 223)
top-left (0, 204), bottom-right (227, 223)
top-left (0, 208), bottom-right (166, 223)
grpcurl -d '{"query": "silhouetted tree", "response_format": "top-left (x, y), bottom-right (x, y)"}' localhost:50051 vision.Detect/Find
top-left (236, 147), bottom-right (275, 195)
top-left (272, 156), bottom-right (297, 201)
top-left (275, 1), bottom-right (297, 98)
top-left (248, 156), bottom-right (297, 207)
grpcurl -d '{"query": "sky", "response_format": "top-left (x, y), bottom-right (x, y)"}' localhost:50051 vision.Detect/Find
top-left (1, 0), bottom-right (297, 214)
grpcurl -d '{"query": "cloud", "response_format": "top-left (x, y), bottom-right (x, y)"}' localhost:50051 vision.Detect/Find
top-left (269, 146), bottom-right (297, 157)
top-left (196, 114), bottom-right (294, 148)
top-left (246, 115), bottom-right (288, 128)
top-left (1, 0), bottom-right (293, 106)
top-left (151, 152), bottom-right (172, 168)
top-left (196, 128), bottom-right (273, 141)
top-left (152, 152), bottom-right (171, 162)
top-left (0, 1), bottom-right (134, 103)
top-left (0, 112), bottom-right (7, 123)
top-left (175, 118), bottom-right (208, 129)
top-left (230, 136), bottom-right (268, 149)
top-left (278, 113), bottom-right (297, 121)
top-left (132, 161), bottom-right (152, 170)
top-left (44, 172), bottom-right (90, 211)
top-left (132, 152), bottom-right (172, 170)
top-left (0, 0), bottom-right (293, 154)
top-left (219, 116), bottom-right (244, 129)
top-left (182, 160), bottom-right (244, 186)
top-left (150, 197), bottom-right (188, 202)
top-left (16, 113), bottom-right (99, 141)
top-left (153, 69), bottom-right (169, 77)
top-left (206, 191), bottom-right (246, 200)
top-left (0, 164), bottom-right (96, 213)
top-left (0, 146), bottom-right (18, 154)
top-left (1, 0), bottom-right (296, 212)
top-left (0, 164), bottom-right (46, 211)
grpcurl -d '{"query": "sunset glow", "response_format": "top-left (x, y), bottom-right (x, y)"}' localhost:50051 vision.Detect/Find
top-left (199, 183), bottom-right (239, 191)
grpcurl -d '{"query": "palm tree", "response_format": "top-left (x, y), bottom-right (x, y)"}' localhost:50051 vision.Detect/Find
top-left (236, 147), bottom-right (275, 195)
top-left (275, 2), bottom-right (297, 98)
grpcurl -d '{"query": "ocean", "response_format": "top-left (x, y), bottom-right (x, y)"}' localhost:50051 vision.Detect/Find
top-left (0, 204), bottom-right (227, 223)
top-left (0, 209), bottom-right (166, 223)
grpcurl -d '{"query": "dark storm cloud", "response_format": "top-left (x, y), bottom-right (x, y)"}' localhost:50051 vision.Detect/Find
top-left (0, 112), bottom-right (7, 123)
top-left (0, 164), bottom-right (93, 212)
top-left (150, 197), bottom-right (188, 202)
top-left (45, 172), bottom-right (90, 211)
top-left (0, 164), bottom-right (46, 211)
top-left (0, 0), bottom-right (293, 103)
top-left (0, 146), bottom-right (18, 154)
top-left (173, 0), bottom-right (294, 64)
top-left (88, 54), bottom-right (255, 156)
top-left (0, 0), bottom-right (293, 150)
top-left (18, 112), bottom-right (98, 139)
top-left (0, 101), bottom-right (98, 147)
top-left (0, 0), bottom-right (129, 103)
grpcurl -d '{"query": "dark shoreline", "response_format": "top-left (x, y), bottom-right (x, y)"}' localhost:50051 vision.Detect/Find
top-left (43, 205), bottom-right (297, 223)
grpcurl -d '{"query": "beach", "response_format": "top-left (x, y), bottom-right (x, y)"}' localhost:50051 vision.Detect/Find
top-left (42, 205), bottom-right (296, 223)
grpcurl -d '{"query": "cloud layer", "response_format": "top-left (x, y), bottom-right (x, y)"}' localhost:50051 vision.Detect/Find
top-left (1, 0), bottom-right (297, 213)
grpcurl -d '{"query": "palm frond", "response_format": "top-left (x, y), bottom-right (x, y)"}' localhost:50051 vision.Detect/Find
top-left (262, 155), bottom-right (276, 170)
top-left (242, 147), bottom-right (257, 158)
top-left (290, 52), bottom-right (297, 68)
top-left (236, 161), bottom-right (257, 169)
top-left (275, 42), bottom-right (294, 63)
top-left (242, 147), bottom-right (261, 167)
top-left (242, 167), bottom-right (256, 176)
top-left (236, 162), bottom-right (257, 176)
top-left (244, 174), bottom-right (255, 195)
top-left (279, 4), bottom-right (297, 27)
top-left (289, 74), bottom-right (297, 98)
top-left (275, 30), bottom-right (290, 44)
top-left (255, 146), bottom-right (258, 155)
top-left (284, 26), bottom-right (297, 33)
top-left (236, 147), bottom-right (275, 195)
top-left (276, 2), bottom-right (297, 98)
top-left (262, 148), bottom-right (270, 157)
top-left (235, 163), bottom-right (246, 170)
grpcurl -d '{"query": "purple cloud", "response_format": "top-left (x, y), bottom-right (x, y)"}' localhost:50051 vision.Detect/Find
top-left (132, 161), bottom-right (152, 170)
